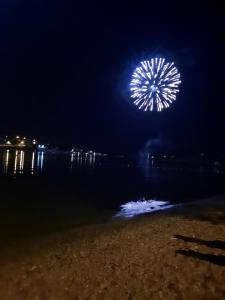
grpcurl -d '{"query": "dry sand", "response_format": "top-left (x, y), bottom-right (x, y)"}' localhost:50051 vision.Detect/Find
top-left (0, 196), bottom-right (225, 300)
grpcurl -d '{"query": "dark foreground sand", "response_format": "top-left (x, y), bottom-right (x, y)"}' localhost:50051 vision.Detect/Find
top-left (0, 197), bottom-right (225, 300)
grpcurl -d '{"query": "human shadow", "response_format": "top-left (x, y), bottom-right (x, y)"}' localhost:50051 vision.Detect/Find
top-left (176, 249), bottom-right (225, 266)
top-left (174, 235), bottom-right (225, 250)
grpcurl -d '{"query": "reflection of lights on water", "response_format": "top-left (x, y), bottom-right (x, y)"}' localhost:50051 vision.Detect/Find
top-left (37, 152), bottom-right (40, 168)
top-left (19, 151), bottom-right (25, 173)
top-left (115, 199), bottom-right (176, 218)
top-left (77, 154), bottom-right (82, 165)
top-left (70, 153), bottom-right (77, 168)
top-left (31, 152), bottom-right (35, 174)
top-left (70, 153), bottom-right (74, 167)
top-left (70, 152), bottom-right (96, 168)
top-left (2, 150), bottom-right (43, 175)
top-left (6, 150), bottom-right (9, 170)
top-left (89, 153), bottom-right (95, 165)
top-left (4, 150), bottom-right (10, 173)
top-left (40, 152), bottom-right (44, 170)
top-left (14, 151), bottom-right (18, 174)
top-left (37, 151), bottom-right (44, 171)
top-left (12, 150), bottom-right (25, 174)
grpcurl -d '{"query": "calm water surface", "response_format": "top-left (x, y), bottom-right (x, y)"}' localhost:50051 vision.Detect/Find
top-left (0, 150), bottom-right (224, 239)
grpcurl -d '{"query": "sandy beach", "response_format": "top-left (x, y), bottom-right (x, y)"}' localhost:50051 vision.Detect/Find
top-left (0, 196), bottom-right (224, 300)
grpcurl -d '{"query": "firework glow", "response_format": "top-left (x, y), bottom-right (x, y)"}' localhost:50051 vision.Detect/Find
top-left (114, 199), bottom-right (176, 218)
top-left (130, 58), bottom-right (181, 111)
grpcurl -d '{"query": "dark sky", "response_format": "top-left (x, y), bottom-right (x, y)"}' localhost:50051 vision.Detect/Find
top-left (0, 1), bottom-right (224, 153)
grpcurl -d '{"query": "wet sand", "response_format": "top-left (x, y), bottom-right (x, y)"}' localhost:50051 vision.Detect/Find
top-left (0, 196), bottom-right (225, 300)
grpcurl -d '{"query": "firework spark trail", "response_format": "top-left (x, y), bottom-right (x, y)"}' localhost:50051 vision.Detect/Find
top-left (130, 58), bottom-right (181, 111)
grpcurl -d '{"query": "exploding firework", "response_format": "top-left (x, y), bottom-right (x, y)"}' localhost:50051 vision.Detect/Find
top-left (130, 58), bottom-right (181, 112)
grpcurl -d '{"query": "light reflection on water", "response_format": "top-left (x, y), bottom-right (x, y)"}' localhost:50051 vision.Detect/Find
top-left (0, 150), bottom-right (99, 176)
top-left (31, 151), bottom-right (35, 174)
top-left (1, 150), bottom-right (45, 176)
top-left (37, 151), bottom-right (44, 171)
top-left (0, 149), bottom-right (224, 207)
top-left (3, 150), bottom-right (9, 173)
top-left (70, 152), bottom-right (96, 169)
top-left (0, 149), bottom-right (224, 230)
top-left (115, 199), bottom-right (176, 218)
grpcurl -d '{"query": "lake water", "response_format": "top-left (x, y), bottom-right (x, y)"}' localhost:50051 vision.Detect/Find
top-left (0, 149), bottom-right (224, 240)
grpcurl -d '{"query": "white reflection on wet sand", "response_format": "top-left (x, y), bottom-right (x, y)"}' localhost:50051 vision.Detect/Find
top-left (115, 199), bottom-right (176, 218)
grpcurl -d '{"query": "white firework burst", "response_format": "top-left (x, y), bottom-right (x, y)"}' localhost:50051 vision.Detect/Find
top-left (130, 58), bottom-right (181, 112)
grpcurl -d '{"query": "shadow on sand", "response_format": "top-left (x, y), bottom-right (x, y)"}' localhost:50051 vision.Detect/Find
top-left (176, 249), bottom-right (225, 266)
top-left (174, 235), bottom-right (225, 250)
top-left (175, 235), bottom-right (225, 266)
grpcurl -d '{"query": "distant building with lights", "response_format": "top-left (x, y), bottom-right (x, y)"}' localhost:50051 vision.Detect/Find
top-left (0, 136), bottom-right (40, 149)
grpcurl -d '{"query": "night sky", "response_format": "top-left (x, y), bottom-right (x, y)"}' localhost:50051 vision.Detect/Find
top-left (0, 1), bottom-right (224, 153)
